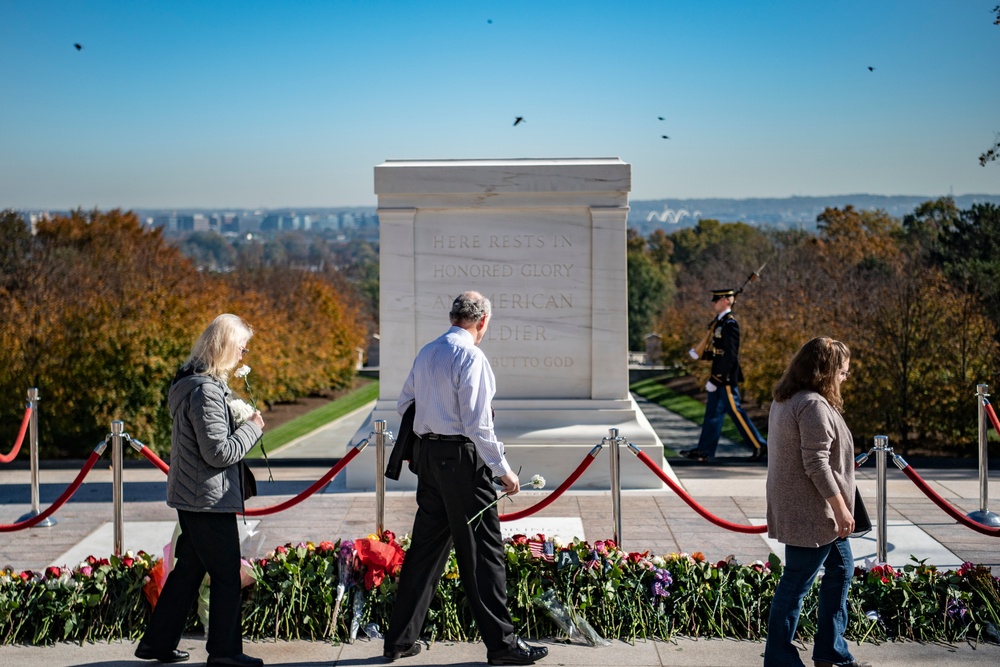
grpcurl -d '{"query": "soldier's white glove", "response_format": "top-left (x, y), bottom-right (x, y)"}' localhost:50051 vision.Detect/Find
top-left (705, 380), bottom-right (718, 392)
top-left (688, 348), bottom-right (699, 360)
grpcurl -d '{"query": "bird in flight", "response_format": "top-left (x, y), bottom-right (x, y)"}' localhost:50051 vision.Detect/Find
top-left (513, 116), bottom-right (525, 126)
top-left (658, 116), bottom-right (665, 121)
top-left (868, 66), bottom-right (875, 72)
top-left (661, 135), bottom-right (670, 139)
top-left (74, 43), bottom-right (83, 51)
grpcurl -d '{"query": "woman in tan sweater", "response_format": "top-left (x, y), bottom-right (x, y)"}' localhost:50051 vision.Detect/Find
top-left (763, 337), bottom-right (870, 667)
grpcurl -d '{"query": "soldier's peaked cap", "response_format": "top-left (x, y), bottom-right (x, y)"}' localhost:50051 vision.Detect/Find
top-left (711, 288), bottom-right (736, 300)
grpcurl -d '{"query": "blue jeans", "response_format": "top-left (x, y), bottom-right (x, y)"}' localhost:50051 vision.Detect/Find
top-left (695, 384), bottom-right (766, 457)
top-left (764, 538), bottom-right (855, 667)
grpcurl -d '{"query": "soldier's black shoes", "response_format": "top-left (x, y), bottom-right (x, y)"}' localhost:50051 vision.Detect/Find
top-left (746, 445), bottom-right (767, 463)
top-left (681, 448), bottom-right (709, 462)
top-left (134, 644), bottom-right (190, 663)
top-left (487, 637), bottom-right (548, 665)
top-left (384, 643), bottom-right (421, 662)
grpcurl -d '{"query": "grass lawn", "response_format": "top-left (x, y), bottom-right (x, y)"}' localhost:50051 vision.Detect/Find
top-left (246, 381), bottom-right (379, 458)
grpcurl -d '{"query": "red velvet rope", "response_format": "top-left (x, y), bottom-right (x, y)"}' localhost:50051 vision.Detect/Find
top-left (137, 444), bottom-right (170, 475)
top-left (0, 450), bottom-right (102, 532)
top-left (499, 451), bottom-right (599, 522)
top-left (984, 400), bottom-right (1000, 438)
top-left (0, 406), bottom-right (32, 464)
top-left (242, 445), bottom-right (362, 516)
top-left (136, 441), bottom-right (363, 517)
top-left (633, 448), bottom-right (767, 534)
top-left (899, 464), bottom-right (1000, 537)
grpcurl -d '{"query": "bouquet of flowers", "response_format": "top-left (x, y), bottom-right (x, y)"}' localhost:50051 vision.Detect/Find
top-left (533, 588), bottom-right (609, 646)
top-left (327, 538), bottom-right (356, 638)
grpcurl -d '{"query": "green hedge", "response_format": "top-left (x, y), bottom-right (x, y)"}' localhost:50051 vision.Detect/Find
top-left (3, 536), bottom-right (998, 646)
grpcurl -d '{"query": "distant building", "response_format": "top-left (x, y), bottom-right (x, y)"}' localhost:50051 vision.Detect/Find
top-left (210, 212), bottom-right (240, 233)
top-left (260, 213), bottom-right (311, 231)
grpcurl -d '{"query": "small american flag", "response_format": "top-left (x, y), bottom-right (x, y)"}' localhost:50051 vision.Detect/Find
top-left (528, 539), bottom-right (555, 562)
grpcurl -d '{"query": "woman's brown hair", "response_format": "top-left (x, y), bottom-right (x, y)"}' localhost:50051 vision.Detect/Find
top-left (772, 337), bottom-right (851, 411)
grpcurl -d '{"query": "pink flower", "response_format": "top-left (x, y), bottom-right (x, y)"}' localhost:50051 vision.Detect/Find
top-left (80, 566), bottom-right (93, 577)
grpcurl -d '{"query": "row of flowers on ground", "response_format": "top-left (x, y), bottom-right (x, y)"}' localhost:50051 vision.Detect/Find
top-left (1, 531), bottom-right (999, 646)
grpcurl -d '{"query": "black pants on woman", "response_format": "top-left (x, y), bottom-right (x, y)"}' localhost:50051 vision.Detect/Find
top-left (384, 438), bottom-right (516, 654)
top-left (140, 509), bottom-right (244, 658)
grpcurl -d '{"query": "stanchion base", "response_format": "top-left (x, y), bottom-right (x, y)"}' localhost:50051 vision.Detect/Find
top-left (966, 510), bottom-right (1000, 528)
top-left (15, 510), bottom-right (57, 528)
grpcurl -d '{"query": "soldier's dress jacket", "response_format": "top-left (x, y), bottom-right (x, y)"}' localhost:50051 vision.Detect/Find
top-left (699, 312), bottom-right (744, 387)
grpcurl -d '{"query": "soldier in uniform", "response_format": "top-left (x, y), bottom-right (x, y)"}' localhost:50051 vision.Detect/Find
top-left (682, 287), bottom-right (767, 462)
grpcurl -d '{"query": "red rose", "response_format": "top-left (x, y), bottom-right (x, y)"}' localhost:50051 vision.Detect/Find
top-left (510, 534), bottom-right (529, 546)
top-left (382, 530), bottom-right (396, 544)
top-left (122, 557), bottom-right (135, 567)
top-left (276, 545), bottom-right (288, 554)
top-left (19, 571), bottom-right (31, 581)
top-left (318, 541), bottom-right (336, 553)
top-left (46, 566), bottom-right (62, 578)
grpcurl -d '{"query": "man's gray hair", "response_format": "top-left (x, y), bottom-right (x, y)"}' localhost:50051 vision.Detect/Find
top-left (449, 291), bottom-right (491, 326)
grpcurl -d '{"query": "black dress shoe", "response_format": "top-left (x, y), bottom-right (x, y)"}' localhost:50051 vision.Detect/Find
top-left (206, 654), bottom-right (264, 667)
top-left (134, 643), bottom-right (190, 663)
top-left (682, 449), bottom-right (709, 462)
top-left (487, 637), bottom-right (548, 665)
top-left (383, 643), bottom-right (422, 662)
top-left (746, 445), bottom-right (767, 462)
top-left (813, 660), bottom-right (871, 667)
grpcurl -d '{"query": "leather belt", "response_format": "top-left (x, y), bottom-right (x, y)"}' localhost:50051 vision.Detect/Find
top-left (420, 433), bottom-right (471, 443)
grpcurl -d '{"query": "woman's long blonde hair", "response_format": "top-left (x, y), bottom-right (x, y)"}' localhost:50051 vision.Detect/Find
top-left (186, 314), bottom-right (253, 383)
top-left (772, 337), bottom-right (850, 411)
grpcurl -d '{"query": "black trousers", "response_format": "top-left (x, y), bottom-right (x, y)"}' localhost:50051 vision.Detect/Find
top-left (384, 439), bottom-right (515, 653)
top-left (140, 509), bottom-right (244, 657)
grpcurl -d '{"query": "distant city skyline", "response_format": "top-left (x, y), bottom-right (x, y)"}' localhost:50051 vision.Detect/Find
top-left (2, 1), bottom-right (998, 209)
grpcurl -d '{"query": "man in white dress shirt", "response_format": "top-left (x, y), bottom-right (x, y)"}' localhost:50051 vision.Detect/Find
top-left (382, 291), bottom-right (548, 666)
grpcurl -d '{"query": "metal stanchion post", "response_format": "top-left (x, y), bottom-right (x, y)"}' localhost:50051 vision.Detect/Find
top-left (968, 385), bottom-right (1000, 527)
top-left (111, 420), bottom-right (124, 557)
top-left (873, 435), bottom-right (889, 564)
top-left (374, 420), bottom-right (386, 538)
top-left (607, 427), bottom-right (623, 548)
top-left (16, 387), bottom-right (56, 527)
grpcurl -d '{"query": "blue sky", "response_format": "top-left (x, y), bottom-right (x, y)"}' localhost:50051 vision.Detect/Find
top-left (2, 0), bottom-right (998, 209)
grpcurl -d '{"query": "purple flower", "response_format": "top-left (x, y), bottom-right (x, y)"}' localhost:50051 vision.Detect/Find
top-left (651, 568), bottom-right (673, 598)
top-left (946, 598), bottom-right (968, 619)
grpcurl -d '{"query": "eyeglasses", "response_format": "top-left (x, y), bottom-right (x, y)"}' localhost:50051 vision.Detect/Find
top-left (838, 369), bottom-right (850, 379)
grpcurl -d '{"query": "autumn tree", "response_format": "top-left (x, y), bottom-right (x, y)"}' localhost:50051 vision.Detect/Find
top-left (657, 206), bottom-right (997, 454)
top-left (626, 229), bottom-right (676, 350)
top-left (0, 209), bottom-right (371, 458)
